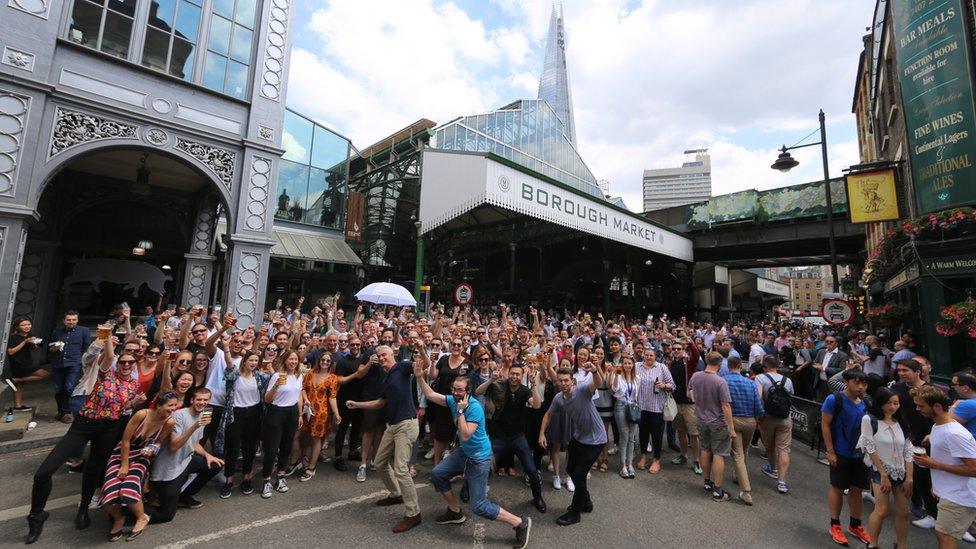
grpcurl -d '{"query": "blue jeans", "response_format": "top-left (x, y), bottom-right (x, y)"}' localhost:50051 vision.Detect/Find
top-left (491, 434), bottom-right (542, 490)
top-left (430, 446), bottom-right (499, 520)
top-left (51, 366), bottom-right (81, 415)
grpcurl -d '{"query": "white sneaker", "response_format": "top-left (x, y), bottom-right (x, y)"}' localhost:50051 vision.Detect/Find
top-left (552, 475), bottom-right (562, 490)
top-left (566, 477), bottom-right (575, 492)
top-left (424, 448), bottom-right (435, 460)
top-left (619, 467), bottom-right (629, 478)
top-left (963, 531), bottom-right (976, 543)
top-left (608, 446), bottom-right (618, 455)
top-left (912, 515), bottom-right (937, 529)
top-left (627, 465), bottom-right (636, 477)
top-left (861, 490), bottom-right (875, 504)
top-left (275, 477), bottom-right (289, 493)
top-left (261, 481), bottom-right (273, 499)
top-left (356, 464), bottom-right (367, 483)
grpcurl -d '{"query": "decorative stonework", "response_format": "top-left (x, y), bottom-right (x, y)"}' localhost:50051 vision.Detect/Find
top-left (174, 137), bottom-right (236, 190)
top-left (1, 47), bottom-right (34, 71)
top-left (13, 251), bottom-right (42, 317)
top-left (258, 125), bottom-right (274, 140)
top-left (233, 251), bottom-right (261, 325)
top-left (185, 263), bottom-right (207, 304)
top-left (7, 0), bottom-right (50, 19)
top-left (191, 198), bottom-right (217, 253)
top-left (260, 0), bottom-right (289, 100)
top-left (0, 91), bottom-right (30, 195)
top-left (144, 127), bottom-right (168, 146)
top-left (150, 98), bottom-right (172, 114)
top-left (49, 107), bottom-right (137, 157)
top-left (245, 156), bottom-right (271, 231)
top-left (3, 228), bottom-right (27, 349)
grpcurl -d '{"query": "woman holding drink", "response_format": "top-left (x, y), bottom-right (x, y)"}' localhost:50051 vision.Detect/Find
top-left (6, 316), bottom-right (51, 410)
top-left (260, 350), bottom-right (305, 499)
top-left (99, 392), bottom-right (179, 541)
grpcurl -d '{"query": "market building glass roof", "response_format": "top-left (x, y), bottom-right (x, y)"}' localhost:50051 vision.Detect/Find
top-left (431, 99), bottom-right (602, 198)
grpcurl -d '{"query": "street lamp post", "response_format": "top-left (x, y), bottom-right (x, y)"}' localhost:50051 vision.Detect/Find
top-left (770, 109), bottom-right (840, 293)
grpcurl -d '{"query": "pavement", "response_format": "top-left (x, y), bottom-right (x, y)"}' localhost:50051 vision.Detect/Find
top-left (0, 436), bottom-right (942, 548)
top-left (0, 378), bottom-right (71, 454)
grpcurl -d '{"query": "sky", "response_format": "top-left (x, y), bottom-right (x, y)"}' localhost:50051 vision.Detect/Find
top-left (285, 0), bottom-right (877, 212)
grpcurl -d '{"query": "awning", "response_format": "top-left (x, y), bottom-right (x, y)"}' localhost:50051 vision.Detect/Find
top-left (418, 150), bottom-right (694, 261)
top-left (216, 221), bottom-right (362, 265)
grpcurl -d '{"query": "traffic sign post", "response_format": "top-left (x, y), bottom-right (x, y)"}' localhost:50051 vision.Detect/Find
top-left (820, 298), bottom-right (856, 327)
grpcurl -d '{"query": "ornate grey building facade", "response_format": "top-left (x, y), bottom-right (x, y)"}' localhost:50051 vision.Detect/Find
top-left (0, 0), bottom-right (295, 355)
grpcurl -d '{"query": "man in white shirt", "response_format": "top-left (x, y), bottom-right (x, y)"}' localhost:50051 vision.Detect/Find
top-left (748, 335), bottom-right (766, 366)
top-left (813, 336), bottom-right (849, 400)
top-left (913, 385), bottom-right (976, 549)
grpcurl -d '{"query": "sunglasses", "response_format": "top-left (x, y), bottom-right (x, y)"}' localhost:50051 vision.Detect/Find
top-left (232, 340), bottom-right (244, 344)
top-left (191, 329), bottom-right (208, 334)
top-left (477, 357), bottom-right (489, 362)
top-left (266, 347), bottom-right (278, 352)
top-left (118, 359), bottom-right (136, 365)
top-left (177, 359), bottom-right (192, 365)
top-left (146, 351), bottom-right (161, 356)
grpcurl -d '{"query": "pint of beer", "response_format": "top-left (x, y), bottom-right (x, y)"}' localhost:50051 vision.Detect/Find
top-left (97, 324), bottom-right (112, 340)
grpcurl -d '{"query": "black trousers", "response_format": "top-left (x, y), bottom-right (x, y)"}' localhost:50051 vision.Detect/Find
top-left (638, 410), bottom-right (665, 459)
top-left (333, 406), bottom-right (362, 457)
top-left (31, 416), bottom-right (121, 515)
top-left (525, 408), bottom-right (547, 470)
top-left (145, 454), bottom-right (220, 524)
top-left (491, 434), bottom-right (542, 493)
top-left (566, 440), bottom-right (603, 513)
top-left (224, 404), bottom-right (262, 477)
top-left (262, 404), bottom-right (298, 478)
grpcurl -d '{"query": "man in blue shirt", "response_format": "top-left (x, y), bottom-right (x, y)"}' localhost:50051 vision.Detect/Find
top-left (951, 371), bottom-right (976, 437)
top-left (725, 356), bottom-right (764, 505)
top-left (820, 368), bottom-right (872, 546)
top-left (49, 310), bottom-right (92, 422)
top-left (416, 360), bottom-right (532, 549)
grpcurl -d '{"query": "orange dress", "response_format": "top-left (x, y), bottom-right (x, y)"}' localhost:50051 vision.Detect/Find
top-left (302, 372), bottom-right (338, 438)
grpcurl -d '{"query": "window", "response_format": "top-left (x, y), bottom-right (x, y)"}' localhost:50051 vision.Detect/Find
top-left (67, 0), bottom-right (138, 59)
top-left (202, 0), bottom-right (257, 99)
top-left (276, 110), bottom-right (350, 228)
top-left (142, 0), bottom-right (201, 79)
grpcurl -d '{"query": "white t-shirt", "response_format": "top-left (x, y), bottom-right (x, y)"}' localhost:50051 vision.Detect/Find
top-left (233, 374), bottom-right (260, 408)
top-left (572, 370), bottom-right (599, 401)
top-left (756, 371), bottom-right (794, 396)
top-left (930, 421), bottom-right (976, 508)
top-left (267, 373), bottom-right (303, 407)
top-left (748, 344), bottom-right (766, 366)
top-left (206, 348), bottom-right (241, 408)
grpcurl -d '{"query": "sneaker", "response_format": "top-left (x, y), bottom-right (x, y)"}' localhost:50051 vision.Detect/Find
top-left (607, 446), bottom-right (618, 456)
top-left (693, 461), bottom-right (703, 475)
top-left (565, 477), bottom-right (575, 492)
top-left (219, 483), bottom-right (233, 499)
top-left (704, 479), bottom-right (714, 492)
top-left (847, 525), bottom-right (871, 545)
top-left (861, 489), bottom-right (874, 504)
top-left (912, 515), bottom-right (937, 529)
top-left (368, 460), bottom-right (377, 472)
top-left (712, 488), bottom-right (730, 502)
top-left (777, 480), bottom-right (789, 494)
top-left (513, 516), bottom-right (532, 549)
top-left (67, 460), bottom-right (85, 474)
top-left (241, 479), bottom-right (254, 495)
top-left (275, 477), bottom-right (289, 493)
top-left (178, 496), bottom-right (203, 509)
top-left (963, 531), bottom-right (975, 543)
top-left (620, 467), bottom-right (630, 479)
top-left (750, 439), bottom-right (760, 449)
top-left (424, 448), bottom-right (435, 460)
top-left (828, 524), bottom-right (849, 546)
top-left (283, 462), bottom-right (302, 477)
top-left (334, 458), bottom-right (348, 472)
top-left (552, 475), bottom-right (562, 490)
top-left (671, 455), bottom-right (687, 465)
top-left (435, 508), bottom-right (466, 525)
top-left (261, 481), bottom-right (273, 499)
top-left (761, 463), bottom-right (779, 479)
top-left (738, 491), bottom-right (753, 506)
top-left (627, 465), bottom-right (636, 478)
top-left (357, 464), bottom-right (367, 483)
top-left (817, 456), bottom-right (830, 466)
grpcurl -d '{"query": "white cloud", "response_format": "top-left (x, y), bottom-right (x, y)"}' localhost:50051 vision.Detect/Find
top-left (287, 0), bottom-right (874, 211)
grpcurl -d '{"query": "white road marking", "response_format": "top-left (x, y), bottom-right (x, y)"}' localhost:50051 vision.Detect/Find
top-left (0, 495), bottom-right (78, 522)
top-left (472, 522), bottom-right (486, 549)
top-left (155, 483), bottom-right (430, 549)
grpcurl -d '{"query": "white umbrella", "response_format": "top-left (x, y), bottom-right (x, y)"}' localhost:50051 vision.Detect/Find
top-left (355, 282), bottom-right (417, 307)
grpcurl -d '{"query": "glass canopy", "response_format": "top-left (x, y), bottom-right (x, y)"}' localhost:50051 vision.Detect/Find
top-left (431, 99), bottom-right (602, 199)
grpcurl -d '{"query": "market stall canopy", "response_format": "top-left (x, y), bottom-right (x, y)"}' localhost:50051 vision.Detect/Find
top-left (216, 221), bottom-right (361, 265)
top-left (355, 282), bottom-right (417, 307)
top-left (418, 150), bottom-right (694, 262)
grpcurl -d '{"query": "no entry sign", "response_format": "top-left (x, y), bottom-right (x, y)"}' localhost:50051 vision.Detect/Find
top-left (454, 282), bottom-right (474, 306)
top-left (820, 298), bottom-right (856, 327)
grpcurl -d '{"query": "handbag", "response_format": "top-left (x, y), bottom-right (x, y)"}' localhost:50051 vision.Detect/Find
top-left (625, 401), bottom-right (641, 424)
top-left (662, 392), bottom-right (678, 422)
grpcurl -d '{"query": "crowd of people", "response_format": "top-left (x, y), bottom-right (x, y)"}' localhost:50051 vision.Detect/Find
top-left (5, 298), bottom-right (976, 548)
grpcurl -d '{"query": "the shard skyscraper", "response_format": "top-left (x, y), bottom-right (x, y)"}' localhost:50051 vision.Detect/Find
top-left (538, 4), bottom-right (577, 146)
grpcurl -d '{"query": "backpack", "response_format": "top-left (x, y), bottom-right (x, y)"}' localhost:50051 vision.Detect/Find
top-left (762, 373), bottom-right (792, 418)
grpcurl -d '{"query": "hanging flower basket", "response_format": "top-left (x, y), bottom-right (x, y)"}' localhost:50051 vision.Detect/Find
top-left (936, 299), bottom-right (976, 338)
top-left (866, 303), bottom-right (908, 326)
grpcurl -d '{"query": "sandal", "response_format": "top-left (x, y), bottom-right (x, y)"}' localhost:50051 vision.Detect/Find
top-left (599, 461), bottom-right (609, 472)
top-left (299, 468), bottom-right (316, 482)
top-left (126, 514), bottom-right (150, 542)
top-left (507, 468), bottom-right (517, 476)
top-left (108, 529), bottom-right (124, 542)
top-left (497, 468), bottom-right (508, 477)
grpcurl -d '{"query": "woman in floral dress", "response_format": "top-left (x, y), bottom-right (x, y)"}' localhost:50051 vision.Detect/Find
top-left (99, 392), bottom-right (179, 541)
top-left (296, 352), bottom-right (342, 481)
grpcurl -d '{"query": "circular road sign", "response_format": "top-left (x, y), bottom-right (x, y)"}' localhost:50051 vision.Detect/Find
top-left (820, 298), bottom-right (856, 327)
top-left (453, 282), bottom-right (474, 306)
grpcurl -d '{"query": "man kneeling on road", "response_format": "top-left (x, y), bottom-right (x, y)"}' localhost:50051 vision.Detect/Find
top-left (415, 346), bottom-right (533, 549)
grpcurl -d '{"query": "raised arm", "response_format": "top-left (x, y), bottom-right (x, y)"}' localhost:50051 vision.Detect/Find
top-left (414, 358), bottom-right (446, 408)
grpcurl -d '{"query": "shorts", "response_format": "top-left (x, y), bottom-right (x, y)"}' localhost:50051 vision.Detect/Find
top-left (9, 362), bottom-right (41, 379)
top-left (675, 404), bottom-right (699, 436)
top-left (698, 421), bottom-right (731, 457)
top-left (868, 467), bottom-right (904, 486)
top-left (431, 405), bottom-right (457, 443)
top-left (829, 455), bottom-right (869, 490)
top-left (362, 408), bottom-right (385, 431)
top-left (936, 499), bottom-right (976, 540)
top-left (759, 416), bottom-right (792, 455)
